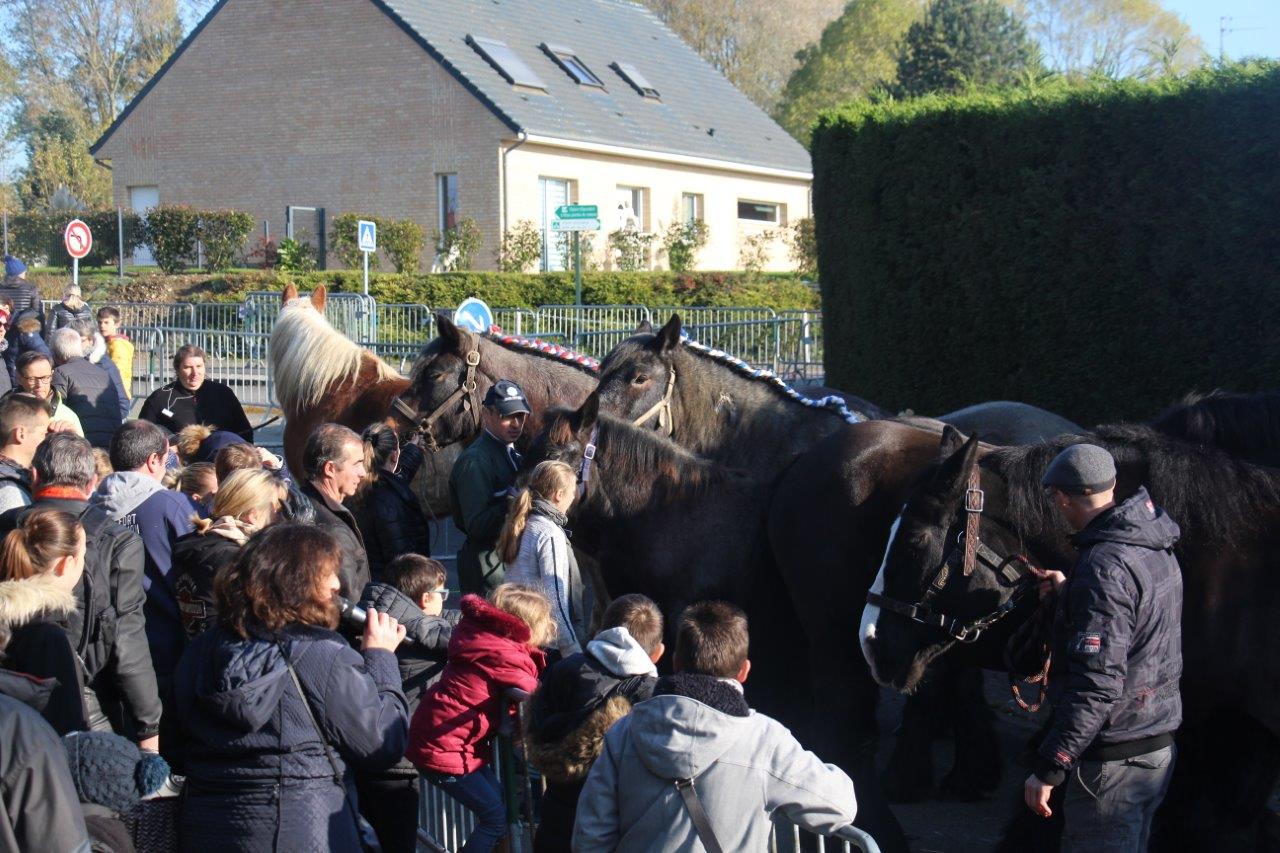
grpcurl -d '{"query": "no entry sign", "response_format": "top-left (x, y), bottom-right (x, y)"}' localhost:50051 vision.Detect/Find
top-left (64, 219), bottom-right (93, 260)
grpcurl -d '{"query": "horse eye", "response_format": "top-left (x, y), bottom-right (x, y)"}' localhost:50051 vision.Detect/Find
top-left (632, 373), bottom-right (649, 385)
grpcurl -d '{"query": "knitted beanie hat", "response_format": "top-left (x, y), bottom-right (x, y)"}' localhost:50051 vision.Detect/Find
top-left (3, 255), bottom-right (25, 277)
top-left (62, 731), bottom-right (170, 813)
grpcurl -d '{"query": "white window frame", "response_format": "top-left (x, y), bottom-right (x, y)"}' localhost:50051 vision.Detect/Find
top-left (737, 199), bottom-right (782, 224)
top-left (681, 192), bottom-right (704, 225)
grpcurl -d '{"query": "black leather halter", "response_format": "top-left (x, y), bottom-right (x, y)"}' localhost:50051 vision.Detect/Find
top-left (866, 467), bottom-right (1036, 643)
top-left (389, 349), bottom-right (481, 453)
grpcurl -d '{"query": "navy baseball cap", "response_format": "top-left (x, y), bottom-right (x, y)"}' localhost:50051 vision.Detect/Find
top-left (483, 379), bottom-right (530, 415)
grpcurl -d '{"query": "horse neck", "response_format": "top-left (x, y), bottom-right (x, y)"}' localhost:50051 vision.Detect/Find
top-left (477, 341), bottom-right (598, 436)
top-left (670, 348), bottom-right (840, 472)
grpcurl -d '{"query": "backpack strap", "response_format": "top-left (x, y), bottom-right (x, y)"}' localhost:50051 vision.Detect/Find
top-left (674, 777), bottom-right (724, 853)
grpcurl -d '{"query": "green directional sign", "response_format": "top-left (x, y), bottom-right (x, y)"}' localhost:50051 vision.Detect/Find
top-left (555, 204), bottom-right (598, 219)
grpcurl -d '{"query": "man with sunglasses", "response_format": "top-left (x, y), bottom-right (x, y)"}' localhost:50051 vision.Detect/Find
top-left (1025, 443), bottom-right (1183, 852)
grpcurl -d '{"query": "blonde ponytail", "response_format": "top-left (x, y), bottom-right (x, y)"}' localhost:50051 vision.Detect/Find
top-left (497, 488), bottom-right (534, 565)
top-left (496, 460), bottom-right (577, 565)
top-left (0, 528), bottom-right (37, 580)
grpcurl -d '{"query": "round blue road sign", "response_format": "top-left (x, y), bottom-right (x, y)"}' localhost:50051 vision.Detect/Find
top-left (454, 297), bottom-right (495, 333)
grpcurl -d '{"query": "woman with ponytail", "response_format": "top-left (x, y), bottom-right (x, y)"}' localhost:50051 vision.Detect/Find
top-left (0, 508), bottom-right (88, 734)
top-left (357, 423), bottom-right (431, 579)
top-left (497, 460), bottom-right (587, 658)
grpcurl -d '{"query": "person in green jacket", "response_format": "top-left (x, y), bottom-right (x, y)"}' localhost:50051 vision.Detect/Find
top-left (449, 380), bottom-right (530, 596)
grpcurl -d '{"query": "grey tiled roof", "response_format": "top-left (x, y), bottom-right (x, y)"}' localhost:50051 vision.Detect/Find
top-left (380, 0), bottom-right (812, 174)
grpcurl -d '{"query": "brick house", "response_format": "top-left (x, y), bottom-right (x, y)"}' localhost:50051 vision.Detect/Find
top-left (91, 0), bottom-right (813, 272)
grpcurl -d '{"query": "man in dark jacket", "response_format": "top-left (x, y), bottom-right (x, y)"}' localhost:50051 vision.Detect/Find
top-left (1026, 444), bottom-right (1183, 851)
top-left (0, 433), bottom-right (162, 753)
top-left (449, 379), bottom-right (528, 596)
top-left (301, 423), bottom-right (370, 596)
top-left (527, 594), bottom-right (664, 853)
top-left (0, 668), bottom-right (92, 852)
top-left (91, 421), bottom-right (195, 691)
top-left (0, 392), bottom-right (49, 514)
top-left (0, 255), bottom-right (42, 343)
top-left (356, 554), bottom-right (459, 853)
top-left (49, 328), bottom-right (124, 448)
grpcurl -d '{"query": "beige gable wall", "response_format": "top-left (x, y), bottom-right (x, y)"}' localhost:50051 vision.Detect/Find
top-left (504, 141), bottom-right (810, 272)
top-left (95, 0), bottom-right (509, 269)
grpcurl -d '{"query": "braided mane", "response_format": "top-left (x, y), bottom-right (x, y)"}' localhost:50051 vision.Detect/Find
top-left (483, 328), bottom-right (600, 374)
top-left (678, 332), bottom-right (864, 424)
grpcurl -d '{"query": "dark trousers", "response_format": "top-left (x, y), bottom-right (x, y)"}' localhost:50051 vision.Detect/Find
top-left (533, 779), bottom-right (584, 853)
top-left (355, 770), bottom-right (419, 853)
top-left (423, 766), bottom-right (506, 853)
top-left (1063, 744), bottom-right (1176, 852)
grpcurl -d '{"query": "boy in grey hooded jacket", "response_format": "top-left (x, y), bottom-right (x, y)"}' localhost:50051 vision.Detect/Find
top-left (572, 601), bottom-right (856, 853)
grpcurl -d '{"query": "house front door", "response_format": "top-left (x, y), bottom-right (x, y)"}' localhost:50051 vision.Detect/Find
top-left (129, 186), bottom-right (159, 266)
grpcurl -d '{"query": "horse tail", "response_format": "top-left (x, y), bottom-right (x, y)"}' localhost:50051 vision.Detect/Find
top-left (498, 488), bottom-right (534, 565)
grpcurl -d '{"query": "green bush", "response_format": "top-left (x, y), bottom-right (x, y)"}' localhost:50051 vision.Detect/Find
top-left (661, 220), bottom-right (710, 272)
top-left (433, 218), bottom-right (482, 272)
top-left (786, 218), bottom-right (818, 279)
top-left (383, 218), bottom-right (425, 273)
top-left (144, 206), bottom-right (200, 274)
top-left (7, 210), bottom-right (146, 269)
top-left (812, 61), bottom-right (1280, 424)
top-left (198, 210), bottom-right (255, 271)
top-left (277, 238), bottom-right (318, 272)
top-left (330, 212), bottom-right (379, 270)
top-left (608, 228), bottom-right (656, 271)
top-left (497, 220), bottom-right (543, 272)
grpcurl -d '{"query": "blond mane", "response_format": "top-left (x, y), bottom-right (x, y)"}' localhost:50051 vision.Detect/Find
top-left (270, 296), bottom-right (400, 416)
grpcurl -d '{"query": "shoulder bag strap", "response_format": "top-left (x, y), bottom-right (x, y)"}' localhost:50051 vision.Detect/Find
top-left (277, 641), bottom-right (345, 787)
top-left (674, 777), bottom-right (725, 853)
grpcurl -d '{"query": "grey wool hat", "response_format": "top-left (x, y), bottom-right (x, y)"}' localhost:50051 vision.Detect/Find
top-left (1042, 444), bottom-right (1117, 495)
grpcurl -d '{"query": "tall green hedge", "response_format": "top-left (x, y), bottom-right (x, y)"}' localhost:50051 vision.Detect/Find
top-left (812, 62), bottom-right (1280, 424)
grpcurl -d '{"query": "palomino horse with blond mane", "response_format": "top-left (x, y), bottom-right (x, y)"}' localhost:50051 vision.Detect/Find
top-left (271, 284), bottom-right (411, 476)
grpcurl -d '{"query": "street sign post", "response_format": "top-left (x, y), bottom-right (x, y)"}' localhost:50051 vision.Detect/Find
top-left (357, 220), bottom-right (377, 296)
top-left (64, 219), bottom-right (93, 287)
top-left (551, 205), bottom-right (600, 307)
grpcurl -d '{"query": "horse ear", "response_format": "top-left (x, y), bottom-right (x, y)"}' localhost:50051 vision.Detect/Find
top-left (655, 314), bottom-right (681, 353)
top-left (436, 312), bottom-right (462, 351)
top-left (636, 319), bottom-right (653, 334)
top-left (309, 285), bottom-right (327, 311)
top-left (577, 391), bottom-right (599, 436)
top-left (938, 424), bottom-right (967, 460)
top-left (932, 433), bottom-right (981, 499)
top-left (282, 283), bottom-right (298, 305)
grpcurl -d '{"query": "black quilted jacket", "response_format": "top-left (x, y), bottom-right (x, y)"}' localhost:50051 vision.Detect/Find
top-left (358, 443), bottom-right (431, 580)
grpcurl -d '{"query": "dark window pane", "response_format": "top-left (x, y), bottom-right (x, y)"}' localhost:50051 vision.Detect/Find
top-left (468, 35), bottom-right (546, 89)
top-left (737, 201), bottom-right (778, 222)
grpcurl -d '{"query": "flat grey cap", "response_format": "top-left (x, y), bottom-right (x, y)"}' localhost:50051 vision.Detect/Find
top-left (1042, 444), bottom-right (1117, 495)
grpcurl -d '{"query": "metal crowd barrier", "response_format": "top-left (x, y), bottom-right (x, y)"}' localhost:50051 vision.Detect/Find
top-left (414, 688), bottom-right (877, 853)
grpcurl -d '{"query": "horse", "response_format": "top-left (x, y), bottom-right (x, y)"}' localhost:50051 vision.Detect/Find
top-left (1151, 389), bottom-right (1280, 468)
top-left (397, 314), bottom-right (600, 454)
top-left (860, 425), bottom-right (1280, 850)
top-left (899, 400), bottom-right (1083, 447)
top-left (271, 284), bottom-right (410, 477)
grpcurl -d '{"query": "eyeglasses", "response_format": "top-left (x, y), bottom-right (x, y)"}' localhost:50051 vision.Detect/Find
top-left (23, 375), bottom-right (52, 386)
top-left (428, 588), bottom-right (453, 600)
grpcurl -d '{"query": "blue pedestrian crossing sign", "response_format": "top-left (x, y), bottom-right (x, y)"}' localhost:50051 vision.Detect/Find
top-left (358, 220), bottom-right (377, 253)
top-left (454, 297), bottom-right (494, 333)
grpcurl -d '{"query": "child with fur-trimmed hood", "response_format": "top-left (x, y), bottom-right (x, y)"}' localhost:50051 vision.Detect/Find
top-left (526, 594), bottom-right (664, 853)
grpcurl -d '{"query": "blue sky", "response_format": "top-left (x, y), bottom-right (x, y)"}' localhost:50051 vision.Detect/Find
top-left (1165, 0), bottom-right (1278, 59)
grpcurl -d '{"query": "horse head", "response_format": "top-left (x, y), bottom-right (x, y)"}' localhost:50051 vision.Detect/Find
top-left (400, 313), bottom-right (487, 449)
top-left (596, 314), bottom-right (681, 428)
top-left (279, 282), bottom-right (328, 312)
top-left (524, 392), bottom-right (599, 476)
top-left (860, 427), bottom-right (1035, 693)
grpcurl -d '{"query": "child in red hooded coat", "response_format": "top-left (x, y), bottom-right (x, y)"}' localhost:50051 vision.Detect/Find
top-left (407, 583), bottom-right (552, 852)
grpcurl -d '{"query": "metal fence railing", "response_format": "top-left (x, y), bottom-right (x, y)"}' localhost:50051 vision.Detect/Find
top-left (415, 688), bottom-right (878, 853)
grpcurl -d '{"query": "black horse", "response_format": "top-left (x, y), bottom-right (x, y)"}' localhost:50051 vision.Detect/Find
top-left (1152, 389), bottom-right (1280, 468)
top-left (862, 425), bottom-right (1280, 850)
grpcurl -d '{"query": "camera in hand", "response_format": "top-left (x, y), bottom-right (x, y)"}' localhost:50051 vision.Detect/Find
top-left (337, 596), bottom-right (367, 628)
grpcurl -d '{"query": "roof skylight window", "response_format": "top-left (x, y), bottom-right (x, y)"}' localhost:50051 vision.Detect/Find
top-left (542, 44), bottom-right (604, 87)
top-left (467, 35), bottom-right (546, 90)
top-left (611, 62), bottom-right (660, 99)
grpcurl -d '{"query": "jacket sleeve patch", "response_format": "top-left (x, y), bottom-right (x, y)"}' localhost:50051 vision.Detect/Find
top-left (1072, 632), bottom-right (1103, 655)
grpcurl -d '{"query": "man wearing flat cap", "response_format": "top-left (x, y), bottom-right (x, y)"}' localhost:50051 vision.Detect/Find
top-left (449, 379), bottom-right (530, 596)
top-left (1024, 443), bottom-right (1184, 851)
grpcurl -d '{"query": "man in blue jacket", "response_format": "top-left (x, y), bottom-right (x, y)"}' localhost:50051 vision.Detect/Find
top-left (1026, 444), bottom-right (1183, 852)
